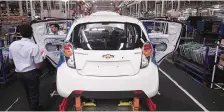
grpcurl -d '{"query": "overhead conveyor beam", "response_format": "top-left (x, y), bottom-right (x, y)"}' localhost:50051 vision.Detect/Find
top-left (118, 1), bottom-right (130, 8)
top-left (127, 1), bottom-right (142, 7)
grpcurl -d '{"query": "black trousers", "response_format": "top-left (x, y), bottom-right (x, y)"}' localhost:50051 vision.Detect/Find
top-left (17, 69), bottom-right (40, 111)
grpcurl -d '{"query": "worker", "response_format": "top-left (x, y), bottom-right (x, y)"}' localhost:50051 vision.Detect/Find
top-left (8, 24), bottom-right (44, 111)
top-left (49, 23), bottom-right (60, 35)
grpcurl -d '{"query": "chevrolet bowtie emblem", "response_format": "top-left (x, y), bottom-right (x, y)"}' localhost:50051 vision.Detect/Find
top-left (102, 54), bottom-right (114, 59)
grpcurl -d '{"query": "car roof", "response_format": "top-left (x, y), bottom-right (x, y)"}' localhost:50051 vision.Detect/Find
top-left (90, 11), bottom-right (120, 16)
top-left (75, 12), bottom-right (142, 25)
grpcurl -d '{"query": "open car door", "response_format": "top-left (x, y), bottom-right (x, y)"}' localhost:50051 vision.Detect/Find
top-left (140, 19), bottom-right (182, 65)
top-left (31, 19), bottom-right (74, 67)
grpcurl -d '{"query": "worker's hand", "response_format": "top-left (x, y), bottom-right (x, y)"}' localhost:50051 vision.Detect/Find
top-left (40, 50), bottom-right (46, 59)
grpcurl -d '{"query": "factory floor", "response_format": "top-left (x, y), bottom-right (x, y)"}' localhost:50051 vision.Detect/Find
top-left (0, 59), bottom-right (224, 111)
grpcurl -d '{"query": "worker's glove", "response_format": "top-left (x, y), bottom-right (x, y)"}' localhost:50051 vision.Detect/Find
top-left (40, 50), bottom-right (47, 59)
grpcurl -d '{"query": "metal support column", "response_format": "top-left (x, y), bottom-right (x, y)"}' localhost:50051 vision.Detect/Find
top-left (138, 2), bottom-right (141, 18)
top-left (136, 3), bottom-right (137, 18)
top-left (6, 1), bottom-right (9, 16)
top-left (154, 1), bottom-right (157, 17)
top-left (145, 1), bottom-right (148, 12)
top-left (26, 0), bottom-right (29, 16)
top-left (47, 1), bottom-right (51, 17)
top-left (40, 0), bottom-right (44, 20)
top-left (68, 0), bottom-right (70, 18)
top-left (65, 1), bottom-right (67, 18)
top-left (171, 0), bottom-right (173, 9)
top-left (177, 0), bottom-right (180, 11)
top-left (30, 0), bottom-right (34, 20)
top-left (59, 1), bottom-right (63, 14)
top-left (19, 0), bottom-right (23, 16)
top-left (161, 0), bottom-right (164, 17)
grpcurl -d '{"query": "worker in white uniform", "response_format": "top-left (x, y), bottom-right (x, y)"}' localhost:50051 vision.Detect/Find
top-left (49, 24), bottom-right (60, 35)
top-left (49, 23), bottom-right (65, 35)
top-left (9, 24), bottom-right (43, 111)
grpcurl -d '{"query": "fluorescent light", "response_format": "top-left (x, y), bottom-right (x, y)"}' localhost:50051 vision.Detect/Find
top-left (213, 5), bottom-right (220, 9)
top-left (212, 9), bottom-right (221, 11)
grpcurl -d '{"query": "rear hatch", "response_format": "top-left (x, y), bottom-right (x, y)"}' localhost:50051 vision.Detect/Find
top-left (71, 22), bottom-right (144, 77)
top-left (31, 19), bottom-right (73, 67)
top-left (75, 49), bottom-right (142, 77)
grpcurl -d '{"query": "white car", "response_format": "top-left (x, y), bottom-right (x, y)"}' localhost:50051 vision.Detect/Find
top-left (56, 11), bottom-right (182, 99)
top-left (32, 11), bottom-right (182, 109)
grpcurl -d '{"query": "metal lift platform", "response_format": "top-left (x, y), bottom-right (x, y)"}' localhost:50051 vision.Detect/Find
top-left (58, 91), bottom-right (156, 111)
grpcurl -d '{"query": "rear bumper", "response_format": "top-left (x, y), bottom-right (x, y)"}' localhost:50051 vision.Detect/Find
top-left (56, 61), bottom-right (159, 98)
top-left (69, 90), bottom-right (147, 99)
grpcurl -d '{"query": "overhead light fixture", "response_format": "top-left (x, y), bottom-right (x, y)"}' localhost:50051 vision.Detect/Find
top-left (111, 3), bottom-right (113, 5)
top-left (212, 9), bottom-right (221, 11)
top-left (213, 5), bottom-right (220, 9)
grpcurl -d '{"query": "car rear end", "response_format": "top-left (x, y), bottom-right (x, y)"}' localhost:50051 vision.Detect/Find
top-left (56, 16), bottom-right (159, 99)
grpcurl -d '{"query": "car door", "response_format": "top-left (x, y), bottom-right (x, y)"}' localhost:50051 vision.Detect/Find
top-left (140, 19), bottom-right (182, 65)
top-left (31, 19), bottom-right (74, 67)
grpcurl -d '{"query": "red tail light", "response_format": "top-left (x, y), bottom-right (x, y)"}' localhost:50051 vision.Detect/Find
top-left (143, 43), bottom-right (152, 57)
top-left (63, 43), bottom-right (75, 68)
top-left (141, 43), bottom-right (152, 69)
top-left (63, 43), bottom-right (73, 57)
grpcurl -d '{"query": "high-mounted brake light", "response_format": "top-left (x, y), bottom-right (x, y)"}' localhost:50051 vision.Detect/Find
top-left (63, 43), bottom-right (73, 57)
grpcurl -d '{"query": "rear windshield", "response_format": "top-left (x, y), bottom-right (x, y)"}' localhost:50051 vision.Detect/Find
top-left (71, 22), bottom-right (146, 50)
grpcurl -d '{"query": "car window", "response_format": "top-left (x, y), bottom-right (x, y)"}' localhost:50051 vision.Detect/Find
top-left (143, 21), bottom-right (168, 34)
top-left (71, 22), bottom-right (145, 50)
top-left (46, 22), bottom-right (72, 35)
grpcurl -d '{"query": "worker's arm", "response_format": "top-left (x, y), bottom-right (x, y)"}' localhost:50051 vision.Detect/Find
top-left (32, 46), bottom-right (43, 70)
top-left (35, 62), bottom-right (41, 69)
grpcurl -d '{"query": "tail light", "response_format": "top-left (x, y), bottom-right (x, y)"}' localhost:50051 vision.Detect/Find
top-left (63, 43), bottom-right (75, 68)
top-left (141, 43), bottom-right (152, 69)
